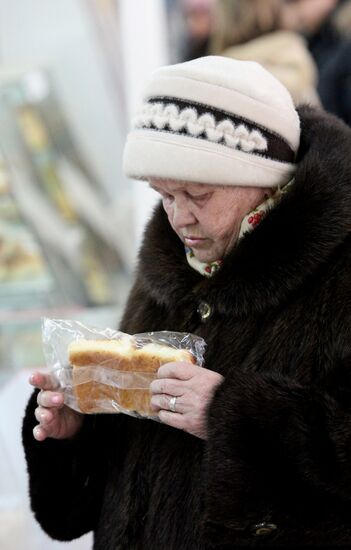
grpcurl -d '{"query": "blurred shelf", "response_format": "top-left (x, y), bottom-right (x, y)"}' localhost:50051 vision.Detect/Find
top-left (0, 304), bottom-right (124, 388)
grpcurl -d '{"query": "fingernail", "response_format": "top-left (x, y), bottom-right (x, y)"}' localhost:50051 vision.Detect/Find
top-left (34, 427), bottom-right (41, 439)
top-left (29, 374), bottom-right (35, 385)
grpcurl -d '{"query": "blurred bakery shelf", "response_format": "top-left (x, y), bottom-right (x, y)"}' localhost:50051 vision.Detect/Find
top-left (0, 304), bottom-right (124, 387)
top-left (0, 69), bottom-right (132, 304)
top-left (0, 68), bottom-right (133, 389)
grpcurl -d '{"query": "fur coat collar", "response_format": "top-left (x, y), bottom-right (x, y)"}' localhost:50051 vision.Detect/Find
top-left (137, 107), bottom-right (351, 317)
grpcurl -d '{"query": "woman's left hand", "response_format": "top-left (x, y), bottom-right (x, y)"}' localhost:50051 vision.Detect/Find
top-left (150, 362), bottom-right (224, 439)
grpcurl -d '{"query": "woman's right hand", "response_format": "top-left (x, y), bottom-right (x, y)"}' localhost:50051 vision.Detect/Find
top-left (30, 371), bottom-right (84, 441)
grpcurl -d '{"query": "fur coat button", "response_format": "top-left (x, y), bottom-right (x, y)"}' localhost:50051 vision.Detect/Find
top-left (197, 301), bottom-right (212, 321)
top-left (252, 522), bottom-right (278, 536)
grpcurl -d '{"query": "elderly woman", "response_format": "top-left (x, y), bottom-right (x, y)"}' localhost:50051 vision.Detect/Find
top-left (22, 56), bottom-right (351, 548)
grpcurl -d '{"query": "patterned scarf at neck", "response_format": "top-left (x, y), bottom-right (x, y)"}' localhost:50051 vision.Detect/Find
top-left (185, 248), bottom-right (223, 277)
top-left (185, 181), bottom-right (293, 277)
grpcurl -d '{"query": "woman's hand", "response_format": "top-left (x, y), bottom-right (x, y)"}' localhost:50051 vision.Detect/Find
top-left (150, 362), bottom-right (224, 439)
top-left (30, 371), bottom-right (84, 441)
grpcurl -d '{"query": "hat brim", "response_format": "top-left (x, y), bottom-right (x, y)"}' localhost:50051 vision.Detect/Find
top-left (123, 130), bottom-right (295, 188)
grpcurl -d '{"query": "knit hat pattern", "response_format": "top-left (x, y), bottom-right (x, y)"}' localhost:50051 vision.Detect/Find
top-left (123, 56), bottom-right (301, 188)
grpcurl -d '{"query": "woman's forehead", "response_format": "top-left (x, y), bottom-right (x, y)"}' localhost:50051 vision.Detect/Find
top-left (149, 178), bottom-right (216, 193)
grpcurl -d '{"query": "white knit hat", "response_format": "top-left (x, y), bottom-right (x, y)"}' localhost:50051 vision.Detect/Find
top-left (123, 56), bottom-right (301, 188)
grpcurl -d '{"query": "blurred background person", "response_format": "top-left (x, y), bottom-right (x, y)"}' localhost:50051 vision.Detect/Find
top-left (206, 0), bottom-right (320, 106)
top-left (318, 33), bottom-right (351, 125)
top-left (279, 0), bottom-right (340, 70)
top-left (181, 0), bottom-right (217, 60)
top-left (279, 0), bottom-right (351, 124)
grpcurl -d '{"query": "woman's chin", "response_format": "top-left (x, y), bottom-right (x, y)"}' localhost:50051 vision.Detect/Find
top-left (193, 252), bottom-right (217, 263)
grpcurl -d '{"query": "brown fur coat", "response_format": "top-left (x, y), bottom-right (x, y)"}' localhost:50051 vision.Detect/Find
top-left (22, 107), bottom-right (351, 548)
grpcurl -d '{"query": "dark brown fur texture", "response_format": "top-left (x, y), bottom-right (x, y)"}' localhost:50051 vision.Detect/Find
top-left (22, 107), bottom-right (351, 548)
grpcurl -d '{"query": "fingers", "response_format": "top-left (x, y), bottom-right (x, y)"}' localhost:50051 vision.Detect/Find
top-left (37, 390), bottom-right (64, 408)
top-left (30, 371), bottom-right (60, 391)
top-left (34, 406), bottom-right (55, 425)
top-left (33, 396), bottom-right (63, 441)
top-left (157, 361), bottom-right (198, 381)
top-left (150, 378), bottom-right (184, 397)
top-left (150, 378), bottom-right (189, 397)
top-left (158, 410), bottom-right (185, 431)
top-left (150, 394), bottom-right (183, 413)
top-left (150, 393), bottom-right (197, 415)
top-left (31, 371), bottom-right (64, 441)
top-left (33, 425), bottom-right (48, 442)
top-left (33, 405), bottom-right (62, 441)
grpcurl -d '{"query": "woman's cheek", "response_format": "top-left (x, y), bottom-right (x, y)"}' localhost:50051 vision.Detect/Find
top-left (163, 202), bottom-right (177, 233)
top-left (162, 199), bottom-right (172, 214)
top-left (162, 200), bottom-right (172, 216)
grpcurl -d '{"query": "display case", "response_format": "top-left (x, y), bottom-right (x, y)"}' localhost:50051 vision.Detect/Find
top-left (0, 70), bottom-right (130, 306)
top-left (0, 69), bottom-right (131, 383)
top-left (0, 151), bottom-right (54, 310)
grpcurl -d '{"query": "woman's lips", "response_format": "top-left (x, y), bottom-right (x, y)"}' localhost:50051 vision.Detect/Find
top-left (184, 237), bottom-right (206, 247)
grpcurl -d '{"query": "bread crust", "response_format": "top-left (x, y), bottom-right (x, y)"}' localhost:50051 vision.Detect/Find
top-left (68, 338), bottom-right (195, 414)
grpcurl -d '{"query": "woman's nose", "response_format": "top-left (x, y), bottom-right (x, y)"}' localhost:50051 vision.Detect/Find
top-left (172, 199), bottom-right (196, 228)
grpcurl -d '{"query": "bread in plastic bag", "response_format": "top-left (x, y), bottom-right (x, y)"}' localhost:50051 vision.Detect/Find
top-left (42, 318), bottom-right (206, 420)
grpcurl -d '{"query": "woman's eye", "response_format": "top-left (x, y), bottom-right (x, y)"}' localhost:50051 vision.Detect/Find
top-left (188, 192), bottom-right (210, 202)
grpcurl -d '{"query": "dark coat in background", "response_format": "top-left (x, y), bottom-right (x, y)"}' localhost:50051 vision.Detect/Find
top-left (22, 107), bottom-right (351, 548)
top-left (307, 2), bottom-right (351, 126)
top-left (318, 39), bottom-right (351, 126)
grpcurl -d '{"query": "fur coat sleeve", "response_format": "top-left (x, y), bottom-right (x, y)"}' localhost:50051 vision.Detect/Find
top-left (21, 390), bottom-right (126, 541)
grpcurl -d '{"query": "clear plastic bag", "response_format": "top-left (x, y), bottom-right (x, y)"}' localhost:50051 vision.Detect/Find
top-left (42, 318), bottom-right (206, 420)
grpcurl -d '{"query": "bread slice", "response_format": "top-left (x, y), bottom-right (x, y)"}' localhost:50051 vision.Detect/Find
top-left (68, 338), bottom-right (195, 415)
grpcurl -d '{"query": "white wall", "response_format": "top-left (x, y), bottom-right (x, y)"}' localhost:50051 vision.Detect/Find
top-left (0, 0), bottom-right (125, 199)
top-left (119, 0), bottom-right (170, 249)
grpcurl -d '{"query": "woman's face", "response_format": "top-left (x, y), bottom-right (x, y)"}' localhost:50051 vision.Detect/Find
top-left (149, 178), bottom-right (268, 262)
top-left (279, 0), bottom-right (338, 34)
